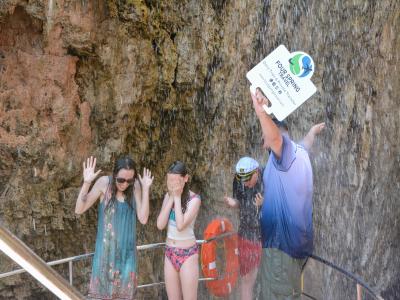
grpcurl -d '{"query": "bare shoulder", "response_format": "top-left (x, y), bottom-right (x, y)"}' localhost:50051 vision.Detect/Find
top-left (95, 175), bottom-right (110, 191)
top-left (189, 191), bottom-right (201, 202)
top-left (97, 175), bottom-right (109, 184)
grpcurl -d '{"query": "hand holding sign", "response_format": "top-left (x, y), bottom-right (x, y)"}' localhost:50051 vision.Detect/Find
top-left (247, 45), bottom-right (317, 121)
top-left (250, 88), bottom-right (270, 117)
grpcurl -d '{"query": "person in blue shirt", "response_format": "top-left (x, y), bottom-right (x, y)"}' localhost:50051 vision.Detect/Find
top-left (250, 88), bottom-right (324, 299)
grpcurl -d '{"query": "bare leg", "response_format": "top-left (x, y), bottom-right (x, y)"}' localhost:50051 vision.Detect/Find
top-left (164, 256), bottom-right (182, 300)
top-left (179, 253), bottom-right (199, 300)
top-left (240, 267), bottom-right (258, 300)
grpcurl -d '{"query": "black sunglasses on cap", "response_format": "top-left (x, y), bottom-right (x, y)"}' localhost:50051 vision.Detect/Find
top-left (116, 177), bottom-right (134, 185)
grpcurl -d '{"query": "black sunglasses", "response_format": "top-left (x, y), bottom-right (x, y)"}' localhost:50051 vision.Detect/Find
top-left (116, 177), bottom-right (134, 185)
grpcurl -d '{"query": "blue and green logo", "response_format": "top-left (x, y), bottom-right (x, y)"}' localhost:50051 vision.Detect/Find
top-left (289, 52), bottom-right (314, 78)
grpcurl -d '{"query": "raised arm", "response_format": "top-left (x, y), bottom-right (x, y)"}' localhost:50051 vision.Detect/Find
top-left (224, 180), bottom-right (239, 208)
top-left (134, 168), bottom-right (154, 225)
top-left (156, 193), bottom-right (174, 230)
top-left (75, 156), bottom-right (105, 215)
top-left (250, 88), bottom-right (283, 159)
top-left (173, 194), bottom-right (201, 232)
top-left (300, 122), bottom-right (325, 151)
top-left (224, 196), bottom-right (239, 208)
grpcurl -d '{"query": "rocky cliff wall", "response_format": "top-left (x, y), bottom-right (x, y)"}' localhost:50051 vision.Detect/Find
top-left (0, 0), bottom-right (398, 299)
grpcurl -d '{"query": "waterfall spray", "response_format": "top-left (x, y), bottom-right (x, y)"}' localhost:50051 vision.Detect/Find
top-left (47, 0), bottom-right (54, 33)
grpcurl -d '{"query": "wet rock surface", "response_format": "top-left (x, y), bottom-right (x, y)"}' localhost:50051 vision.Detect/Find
top-left (0, 1), bottom-right (399, 299)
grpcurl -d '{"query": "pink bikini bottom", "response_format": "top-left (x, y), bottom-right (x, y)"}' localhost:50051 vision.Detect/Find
top-left (165, 244), bottom-right (199, 272)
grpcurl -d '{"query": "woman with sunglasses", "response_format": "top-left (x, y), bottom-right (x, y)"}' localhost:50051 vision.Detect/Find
top-left (224, 157), bottom-right (263, 300)
top-left (75, 156), bottom-right (154, 299)
top-left (156, 161), bottom-right (201, 300)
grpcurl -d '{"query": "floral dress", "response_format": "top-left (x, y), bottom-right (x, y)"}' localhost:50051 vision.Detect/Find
top-left (88, 186), bottom-right (137, 299)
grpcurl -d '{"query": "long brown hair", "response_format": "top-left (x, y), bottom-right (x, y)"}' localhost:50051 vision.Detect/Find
top-left (168, 161), bottom-right (190, 213)
top-left (106, 156), bottom-right (138, 211)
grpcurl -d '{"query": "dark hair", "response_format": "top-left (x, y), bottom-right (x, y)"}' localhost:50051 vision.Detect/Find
top-left (233, 176), bottom-right (245, 200)
top-left (272, 118), bottom-right (289, 131)
top-left (168, 161), bottom-right (190, 213)
top-left (106, 156), bottom-right (138, 210)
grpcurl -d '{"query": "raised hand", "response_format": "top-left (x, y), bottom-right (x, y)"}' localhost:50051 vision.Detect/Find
top-left (301, 122), bottom-right (326, 151)
top-left (167, 176), bottom-right (184, 197)
top-left (83, 156), bottom-right (101, 184)
top-left (254, 192), bottom-right (264, 207)
top-left (250, 87), bottom-right (270, 116)
top-left (138, 168), bottom-right (154, 189)
top-left (170, 183), bottom-right (184, 198)
top-left (310, 122), bottom-right (325, 135)
top-left (224, 196), bottom-right (237, 208)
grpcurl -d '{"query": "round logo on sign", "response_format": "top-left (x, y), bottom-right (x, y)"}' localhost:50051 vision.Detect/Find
top-left (289, 52), bottom-right (314, 78)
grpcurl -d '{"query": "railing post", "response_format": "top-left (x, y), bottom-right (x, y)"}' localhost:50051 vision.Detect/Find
top-left (69, 261), bottom-right (73, 285)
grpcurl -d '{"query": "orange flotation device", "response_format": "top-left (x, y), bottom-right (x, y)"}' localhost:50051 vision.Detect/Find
top-left (201, 218), bottom-right (239, 297)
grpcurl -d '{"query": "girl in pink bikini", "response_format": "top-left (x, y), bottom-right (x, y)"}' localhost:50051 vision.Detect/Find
top-left (156, 161), bottom-right (201, 300)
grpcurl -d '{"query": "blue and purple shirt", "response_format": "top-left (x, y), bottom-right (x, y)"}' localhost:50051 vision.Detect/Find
top-left (260, 134), bottom-right (313, 259)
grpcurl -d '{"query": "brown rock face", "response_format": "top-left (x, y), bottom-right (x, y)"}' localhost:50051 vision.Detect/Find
top-left (0, 1), bottom-right (399, 300)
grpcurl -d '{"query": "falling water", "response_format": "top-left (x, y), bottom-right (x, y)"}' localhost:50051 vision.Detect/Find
top-left (46, 0), bottom-right (54, 33)
top-left (0, 0), bottom-right (398, 299)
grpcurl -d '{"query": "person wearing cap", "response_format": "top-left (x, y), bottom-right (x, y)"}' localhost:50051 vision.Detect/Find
top-left (250, 87), bottom-right (325, 300)
top-left (224, 157), bottom-right (263, 300)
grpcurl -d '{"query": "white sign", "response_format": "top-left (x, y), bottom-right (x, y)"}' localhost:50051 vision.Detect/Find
top-left (246, 45), bottom-right (317, 121)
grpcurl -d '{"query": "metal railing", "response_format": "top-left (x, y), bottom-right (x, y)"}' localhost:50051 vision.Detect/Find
top-left (0, 237), bottom-right (228, 290)
top-left (308, 254), bottom-right (384, 300)
top-left (0, 225), bottom-right (85, 299)
top-left (0, 234), bottom-right (232, 284)
top-left (0, 231), bottom-right (384, 300)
